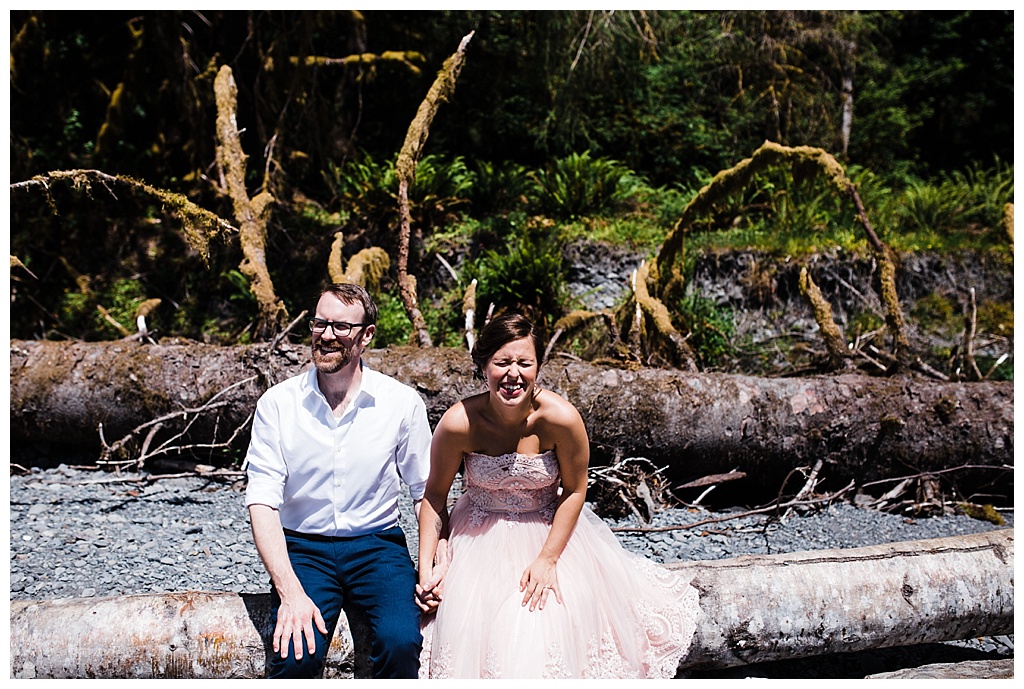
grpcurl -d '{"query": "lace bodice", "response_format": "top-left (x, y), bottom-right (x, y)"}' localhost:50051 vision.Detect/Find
top-left (463, 451), bottom-right (560, 524)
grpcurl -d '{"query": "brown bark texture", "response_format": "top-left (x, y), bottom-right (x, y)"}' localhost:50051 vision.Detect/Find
top-left (9, 339), bottom-right (1012, 494)
top-left (8, 530), bottom-right (1012, 679)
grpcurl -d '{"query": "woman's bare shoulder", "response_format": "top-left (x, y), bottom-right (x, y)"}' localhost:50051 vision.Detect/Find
top-left (437, 393), bottom-right (487, 434)
top-left (536, 389), bottom-right (584, 426)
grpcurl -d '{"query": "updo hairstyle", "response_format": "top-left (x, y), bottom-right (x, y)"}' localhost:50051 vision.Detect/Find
top-left (470, 312), bottom-right (544, 374)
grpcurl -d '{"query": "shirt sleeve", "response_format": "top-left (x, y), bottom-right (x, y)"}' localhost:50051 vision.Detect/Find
top-left (243, 392), bottom-right (287, 509)
top-left (396, 391), bottom-right (433, 501)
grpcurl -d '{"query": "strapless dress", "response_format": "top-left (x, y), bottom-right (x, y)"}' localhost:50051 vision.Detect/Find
top-left (419, 450), bottom-right (701, 678)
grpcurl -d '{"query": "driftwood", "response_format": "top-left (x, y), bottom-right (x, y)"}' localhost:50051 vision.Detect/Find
top-left (8, 529), bottom-right (1012, 679)
top-left (9, 339), bottom-right (1012, 498)
top-left (865, 658), bottom-right (1014, 679)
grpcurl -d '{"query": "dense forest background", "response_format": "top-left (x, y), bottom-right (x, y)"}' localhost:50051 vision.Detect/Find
top-left (8, 9), bottom-right (1014, 379)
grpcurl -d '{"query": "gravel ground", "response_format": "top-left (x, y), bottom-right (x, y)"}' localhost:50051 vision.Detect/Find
top-left (8, 464), bottom-right (1014, 678)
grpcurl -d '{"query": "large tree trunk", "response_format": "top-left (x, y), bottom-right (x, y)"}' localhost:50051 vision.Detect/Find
top-left (9, 530), bottom-right (1012, 679)
top-left (9, 339), bottom-right (1012, 496)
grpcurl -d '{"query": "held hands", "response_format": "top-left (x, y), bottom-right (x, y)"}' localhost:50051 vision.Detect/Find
top-left (520, 556), bottom-right (561, 612)
top-left (415, 538), bottom-right (449, 614)
top-left (274, 591), bottom-right (327, 660)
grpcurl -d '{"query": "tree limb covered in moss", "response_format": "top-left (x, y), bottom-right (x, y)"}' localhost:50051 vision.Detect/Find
top-left (393, 31), bottom-right (475, 347)
top-left (10, 169), bottom-right (235, 264)
top-left (213, 65), bottom-right (288, 340)
top-left (656, 141), bottom-right (850, 289)
top-left (649, 140), bottom-right (912, 371)
top-left (627, 261), bottom-right (697, 370)
top-left (798, 266), bottom-right (849, 365)
top-left (271, 51), bottom-right (425, 75)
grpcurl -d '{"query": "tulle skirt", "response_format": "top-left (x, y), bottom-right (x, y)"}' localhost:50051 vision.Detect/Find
top-left (419, 495), bottom-right (701, 679)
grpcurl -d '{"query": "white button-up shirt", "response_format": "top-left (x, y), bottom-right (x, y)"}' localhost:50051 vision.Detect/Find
top-left (244, 364), bottom-right (432, 537)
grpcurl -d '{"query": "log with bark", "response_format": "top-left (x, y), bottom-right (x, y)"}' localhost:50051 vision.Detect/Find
top-left (9, 339), bottom-right (1012, 497)
top-left (9, 529), bottom-right (1012, 679)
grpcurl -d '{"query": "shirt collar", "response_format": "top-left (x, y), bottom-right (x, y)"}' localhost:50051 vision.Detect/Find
top-left (302, 359), bottom-right (380, 406)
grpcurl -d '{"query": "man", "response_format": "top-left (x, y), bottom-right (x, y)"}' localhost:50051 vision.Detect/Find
top-left (244, 283), bottom-right (432, 678)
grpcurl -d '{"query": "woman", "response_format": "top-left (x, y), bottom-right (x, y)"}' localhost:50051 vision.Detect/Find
top-left (416, 313), bottom-right (700, 679)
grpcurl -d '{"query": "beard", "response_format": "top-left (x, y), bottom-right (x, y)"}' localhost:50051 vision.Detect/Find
top-left (312, 341), bottom-right (354, 374)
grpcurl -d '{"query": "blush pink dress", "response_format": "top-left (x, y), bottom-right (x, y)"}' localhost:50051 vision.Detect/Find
top-left (418, 451), bottom-right (701, 679)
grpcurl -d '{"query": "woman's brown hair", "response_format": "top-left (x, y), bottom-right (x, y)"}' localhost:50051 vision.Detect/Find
top-left (471, 312), bottom-right (544, 373)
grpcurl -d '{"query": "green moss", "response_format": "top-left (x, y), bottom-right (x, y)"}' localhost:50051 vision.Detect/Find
top-left (956, 502), bottom-right (1005, 525)
top-left (976, 301), bottom-right (1014, 340)
top-left (911, 293), bottom-right (958, 335)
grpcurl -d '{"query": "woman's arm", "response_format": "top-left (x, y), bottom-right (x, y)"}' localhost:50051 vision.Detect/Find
top-left (415, 406), bottom-right (468, 613)
top-left (520, 395), bottom-right (591, 611)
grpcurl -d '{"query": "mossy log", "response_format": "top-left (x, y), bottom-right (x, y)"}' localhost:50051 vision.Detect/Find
top-left (393, 32), bottom-right (474, 347)
top-left (8, 530), bottom-right (1013, 678)
top-left (9, 339), bottom-right (1012, 499)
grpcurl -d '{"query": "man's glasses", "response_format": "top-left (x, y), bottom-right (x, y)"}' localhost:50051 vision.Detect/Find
top-left (308, 318), bottom-right (369, 337)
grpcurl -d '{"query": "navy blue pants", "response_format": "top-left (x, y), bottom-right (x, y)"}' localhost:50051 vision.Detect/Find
top-left (267, 526), bottom-right (422, 679)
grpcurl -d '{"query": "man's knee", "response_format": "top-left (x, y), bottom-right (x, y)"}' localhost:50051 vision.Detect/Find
top-left (370, 621), bottom-right (422, 678)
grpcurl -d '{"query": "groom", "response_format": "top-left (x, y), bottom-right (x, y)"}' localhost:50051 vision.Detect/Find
top-left (244, 283), bottom-right (433, 678)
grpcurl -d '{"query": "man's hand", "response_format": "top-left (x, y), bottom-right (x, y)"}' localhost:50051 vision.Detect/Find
top-left (274, 591), bottom-right (328, 660)
top-left (415, 538), bottom-right (449, 614)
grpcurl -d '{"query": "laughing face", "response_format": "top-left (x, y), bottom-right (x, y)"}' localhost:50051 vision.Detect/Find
top-left (311, 293), bottom-right (374, 375)
top-left (483, 336), bottom-right (538, 408)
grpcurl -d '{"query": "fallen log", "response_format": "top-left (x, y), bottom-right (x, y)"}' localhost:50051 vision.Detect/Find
top-left (9, 339), bottom-right (1012, 496)
top-left (865, 658), bottom-right (1014, 679)
top-left (8, 529), bottom-right (1012, 679)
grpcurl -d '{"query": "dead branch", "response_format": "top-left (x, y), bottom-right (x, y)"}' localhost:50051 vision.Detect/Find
top-left (394, 31), bottom-right (474, 347)
top-left (462, 278), bottom-right (477, 352)
top-left (327, 231), bottom-right (347, 283)
top-left (798, 267), bottom-right (848, 364)
top-left (626, 261), bottom-right (696, 369)
top-left (959, 287), bottom-right (983, 381)
top-left (99, 375), bottom-right (258, 469)
top-left (269, 309), bottom-right (308, 353)
top-left (859, 463), bottom-right (1014, 490)
top-left (73, 468), bottom-right (247, 486)
top-left (270, 50), bottom-right (424, 75)
top-left (610, 480), bottom-right (856, 533)
top-left (11, 169), bottom-right (235, 264)
top-left (782, 458), bottom-right (823, 520)
top-left (213, 64), bottom-right (288, 339)
top-left (676, 470), bottom-right (747, 489)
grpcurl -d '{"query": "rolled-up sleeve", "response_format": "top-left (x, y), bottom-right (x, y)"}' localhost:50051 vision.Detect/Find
top-left (397, 392), bottom-right (432, 501)
top-left (244, 394), bottom-right (287, 509)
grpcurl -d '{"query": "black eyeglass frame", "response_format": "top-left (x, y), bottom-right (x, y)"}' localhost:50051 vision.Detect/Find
top-left (308, 318), bottom-right (371, 337)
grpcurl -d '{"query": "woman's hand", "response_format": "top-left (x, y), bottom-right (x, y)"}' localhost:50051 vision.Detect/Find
top-left (416, 538), bottom-right (449, 614)
top-left (520, 556), bottom-right (561, 612)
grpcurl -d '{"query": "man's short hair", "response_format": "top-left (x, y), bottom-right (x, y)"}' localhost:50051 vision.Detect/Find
top-left (318, 283), bottom-right (379, 326)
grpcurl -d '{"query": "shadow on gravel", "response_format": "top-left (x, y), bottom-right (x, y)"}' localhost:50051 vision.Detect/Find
top-left (685, 643), bottom-right (1011, 679)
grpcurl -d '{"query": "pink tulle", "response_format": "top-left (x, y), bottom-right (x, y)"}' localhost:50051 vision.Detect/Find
top-left (419, 451), bottom-right (701, 679)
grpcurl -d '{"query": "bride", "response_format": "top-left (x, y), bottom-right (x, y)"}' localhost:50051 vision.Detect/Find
top-left (415, 312), bottom-right (700, 679)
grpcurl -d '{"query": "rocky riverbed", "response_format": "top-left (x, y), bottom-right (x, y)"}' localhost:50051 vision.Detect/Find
top-left (8, 464), bottom-right (1014, 678)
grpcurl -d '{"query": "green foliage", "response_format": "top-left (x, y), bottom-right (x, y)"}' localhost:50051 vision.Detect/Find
top-left (421, 296), bottom-right (467, 350)
top-left (220, 269), bottom-right (256, 305)
top-left (325, 151), bottom-right (474, 231)
top-left (976, 301), bottom-right (1013, 341)
top-left (559, 217), bottom-right (669, 252)
top-left (528, 151), bottom-right (648, 219)
top-left (373, 290), bottom-right (414, 347)
top-left (467, 160), bottom-right (533, 216)
top-left (673, 293), bottom-right (736, 370)
top-left (464, 217), bottom-right (570, 328)
top-left (883, 160), bottom-right (1014, 252)
top-left (58, 277), bottom-right (148, 339)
